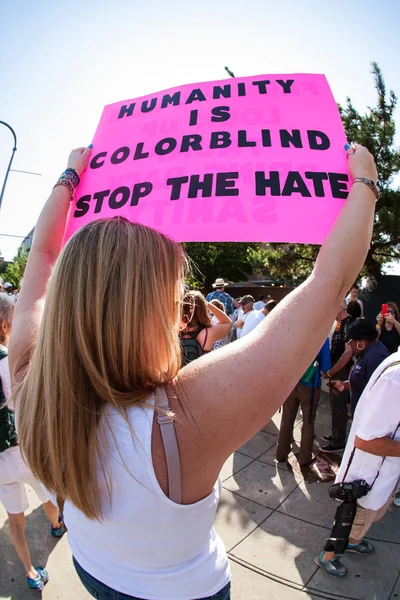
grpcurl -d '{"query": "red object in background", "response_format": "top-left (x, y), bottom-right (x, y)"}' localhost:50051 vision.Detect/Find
top-left (382, 303), bottom-right (389, 317)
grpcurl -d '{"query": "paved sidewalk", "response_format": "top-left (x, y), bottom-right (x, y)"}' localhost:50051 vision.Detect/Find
top-left (1, 392), bottom-right (399, 599)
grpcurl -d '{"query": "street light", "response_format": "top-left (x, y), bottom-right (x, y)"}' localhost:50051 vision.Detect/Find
top-left (0, 121), bottom-right (17, 212)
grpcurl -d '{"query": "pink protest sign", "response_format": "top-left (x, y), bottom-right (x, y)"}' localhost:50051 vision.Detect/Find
top-left (63, 74), bottom-right (349, 244)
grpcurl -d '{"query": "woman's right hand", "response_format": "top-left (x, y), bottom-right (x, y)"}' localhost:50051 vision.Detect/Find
top-left (67, 146), bottom-right (92, 176)
top-left (376, 312), bottom-right (384, 326)
top-left (348, 144), bottom-right (378, 183)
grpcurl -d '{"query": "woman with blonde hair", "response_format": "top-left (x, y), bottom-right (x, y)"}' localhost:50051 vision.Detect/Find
top-left (180, 290), bottom-right (232, 364)
top-left (10, 144), bottom-right (378, 600)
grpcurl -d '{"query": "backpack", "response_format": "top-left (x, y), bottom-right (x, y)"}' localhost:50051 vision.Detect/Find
top-left (180, 327), bottom-right (208, 367)
top-left (0, 348), bottom-right (18, 453)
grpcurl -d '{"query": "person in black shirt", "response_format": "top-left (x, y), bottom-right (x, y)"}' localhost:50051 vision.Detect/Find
top-left (376, 301), bottom-right (400, 354)
top-left (322, 303), bottom-right (351, 453)
top-left (330, 319), bottom-right (389, 415)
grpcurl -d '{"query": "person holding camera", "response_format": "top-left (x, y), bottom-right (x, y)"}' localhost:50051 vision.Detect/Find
top-left (376, 302), bottom-right (400, 354)
top-left (315, 348), bottom-right (400, 578)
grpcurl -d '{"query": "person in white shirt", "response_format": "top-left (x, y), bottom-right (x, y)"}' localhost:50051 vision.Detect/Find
top-left (0, 293), bottom-right (64, 592)
top-left (233, 295), bottom-right (255, 339)
top-left (345, 283), bottom-right (364, 317)
top-left (241, 300), bottom-right (277, 338)
top-left (10, 144), bottom-right (378, 600)
top-left (253, 295), bottom-right (271, 311)
top-left (315, 350), bottom-right (400, 577)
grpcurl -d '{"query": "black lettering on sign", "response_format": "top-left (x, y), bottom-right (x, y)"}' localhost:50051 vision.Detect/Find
top-left (141, 98), bottom-right (157, 113)
top-left (133, 142), bottom-right (149, 160)
top-left (90, 152), bottom-right (107, 169)
top-left (131, 182), bottom-right (153, 206)
top-left (213, 85), bottom-right (231, 99)
top-left (252, 80), bottom-right (271, 94)
top-left (210, 131), bottom-right (232, 149)
top-left (74, 195), bottom-right (91, 217)
top-left (189, 110), bottom-right (198, 126)
top-left (276, 79), bottom-right (294, 93)
top-left (167, 176), bottom-right (189, 200)
top-left (329, 173), bottom-right (349, 198)
top-left (185, 89), bottom-right (207, 104)
top-left (282, 172), bottom-right (311, 197)
top-left (308, 130), bottom-right (330, 150)
top-left (94, 190), bottom-right (111, 214)
top-left (188, 174), bottom-right (213, 198)
top-left (280, 130), bottom-right (303, 148)
top-left (111, 147), bottom-right (130, 165)
top-left (255, 171), bottom-right (281, 196)
top-left (237, 82), bottom-right (246, 96)
top-left (180, 135), bottom-right (203, 152)
top-left (261, 130), bottom-right (272, 147)
top-left (161, 92), bottom-right (181, 108)
top-left (211, 106), bottom-right (231, 123)
top-left (109, 186), bottom-right (131, 209)
top-left (155, 138), bottom-right (177, 156)
top-left (215, 172), bottom-right (239, 196)
top-left (305, 172), bottom-right (328, 196)
top-left (118, 103), bottom-right (135, 119)
top-left (238, 130), bottom-right (256, 147)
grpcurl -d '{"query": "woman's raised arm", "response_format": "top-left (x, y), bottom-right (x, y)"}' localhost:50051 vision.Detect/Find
top-left (174, 145), bottom-right (378, 462)
top-left (9, 147), bottom-right (91, 381)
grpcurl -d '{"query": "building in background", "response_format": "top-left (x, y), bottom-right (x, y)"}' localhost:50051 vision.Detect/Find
top-left (21, 228), bottom-right (34, 254)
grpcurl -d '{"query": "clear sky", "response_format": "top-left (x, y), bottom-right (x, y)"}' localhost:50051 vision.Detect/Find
top-left (1, 0), bottom-right (399, 262)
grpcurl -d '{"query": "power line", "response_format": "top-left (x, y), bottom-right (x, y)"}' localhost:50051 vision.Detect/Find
top-left (10, 169), bottom-right (42, 176)
top-left (0, 233), bottom-right (27, 239)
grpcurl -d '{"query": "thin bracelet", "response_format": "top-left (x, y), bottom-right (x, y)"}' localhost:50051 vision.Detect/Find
top-left (352, 177), bottom-right (380, 201)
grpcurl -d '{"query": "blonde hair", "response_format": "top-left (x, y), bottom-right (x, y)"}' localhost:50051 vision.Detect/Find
top-left (0, 293), bottom-right (14, 344)
top-left (182, 290), bottom-right (211, 329)
top-left (17, 218), bottom-right (186, 519)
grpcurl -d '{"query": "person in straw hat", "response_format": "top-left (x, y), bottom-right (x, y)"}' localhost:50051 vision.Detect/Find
top-left (206, 278), bottom-right (234, 318)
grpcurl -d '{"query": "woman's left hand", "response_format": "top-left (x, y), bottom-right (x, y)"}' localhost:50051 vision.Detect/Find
top-left (385, 313), bottom-right (395, 324)
top-left (67, 147), bottom-right (92, 176)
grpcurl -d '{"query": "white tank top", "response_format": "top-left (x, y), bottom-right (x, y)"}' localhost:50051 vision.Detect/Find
top-left (64, 389), bottom-right (230, 600)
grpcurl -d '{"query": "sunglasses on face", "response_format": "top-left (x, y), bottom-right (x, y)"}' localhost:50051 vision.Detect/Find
top-left (388, 309), bottom-right (396, 315)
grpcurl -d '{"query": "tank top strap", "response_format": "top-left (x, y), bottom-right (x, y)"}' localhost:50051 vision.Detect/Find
top-left (154, 386), bottom-right (182, 504)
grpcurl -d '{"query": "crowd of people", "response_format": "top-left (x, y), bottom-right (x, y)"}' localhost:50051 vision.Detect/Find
top-left (0, 143), bottom-right (399, 598)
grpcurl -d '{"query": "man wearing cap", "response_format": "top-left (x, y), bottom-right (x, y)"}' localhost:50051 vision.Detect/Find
top-left (206, 278), bottom-right (234, 317)
top-left (233, 296), bottom-right (255, 340)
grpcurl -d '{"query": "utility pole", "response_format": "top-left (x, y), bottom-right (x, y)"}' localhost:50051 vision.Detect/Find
top-left (0, 121), bottom-right (17, 212)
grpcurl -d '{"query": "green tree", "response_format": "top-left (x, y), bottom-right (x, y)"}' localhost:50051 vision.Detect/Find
top-left (3, 246), bottom-right (29, 288)
top-left (256, 62), bottom-right (400, 281)
top-left (184, 242), bottom-right (259, 290)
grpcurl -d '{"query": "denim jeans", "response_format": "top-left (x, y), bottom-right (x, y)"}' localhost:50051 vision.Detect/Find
top-left (73, 557), bottom-right (231, 600)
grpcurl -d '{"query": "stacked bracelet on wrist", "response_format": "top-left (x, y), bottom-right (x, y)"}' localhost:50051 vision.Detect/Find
top-left (327, 369), bottom-right (333, 379)
top-left (53, 168), bottom-right (80, 201)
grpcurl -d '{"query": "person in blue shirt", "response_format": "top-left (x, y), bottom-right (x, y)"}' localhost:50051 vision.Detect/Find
top-left (205, 278), bottom-right (234, 317)
top-left (276, 338), bottom-right (331, 467)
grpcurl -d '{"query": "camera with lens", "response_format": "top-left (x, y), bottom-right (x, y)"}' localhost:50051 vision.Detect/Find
top-left (328, 479), bottom-right (370, 502)
top-left (324, 480), bottom-right (371, 555)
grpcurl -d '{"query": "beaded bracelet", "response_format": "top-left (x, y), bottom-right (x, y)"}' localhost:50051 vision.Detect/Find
top-left (63, 168), bottom-right (80, 187)
top-left (53, 168), bottom-right (80, 201)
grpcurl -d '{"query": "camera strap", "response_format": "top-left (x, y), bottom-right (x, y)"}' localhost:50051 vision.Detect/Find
top-left (341, 360), bottom-right (400, 489)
